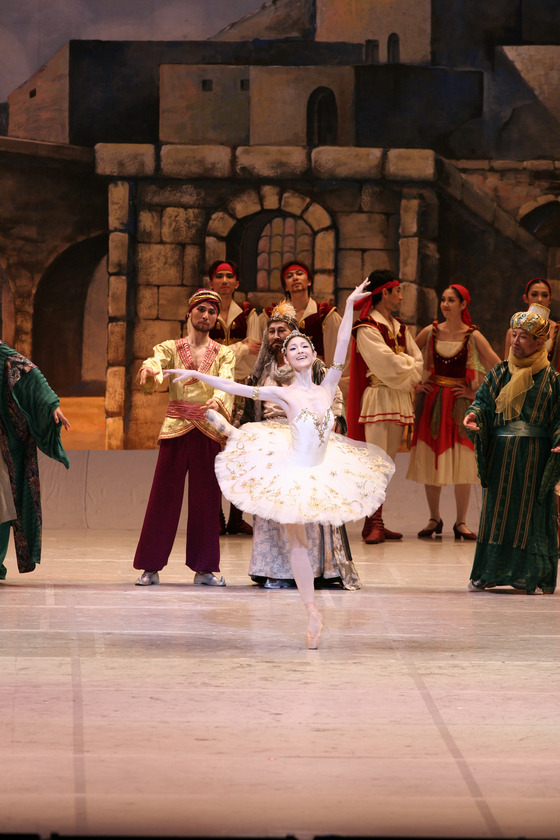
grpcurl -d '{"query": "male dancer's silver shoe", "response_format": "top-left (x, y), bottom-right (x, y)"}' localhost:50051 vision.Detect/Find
top-left (135, 571), bottom-right (160, 586)
top-left (194, 572), bottom-right (226, 586)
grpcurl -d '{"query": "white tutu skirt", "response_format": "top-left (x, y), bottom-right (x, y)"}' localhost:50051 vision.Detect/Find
top-left (214, 420), bottom-right (395, 526)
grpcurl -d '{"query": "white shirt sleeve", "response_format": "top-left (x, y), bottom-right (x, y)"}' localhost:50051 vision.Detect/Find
top-left (356, 326), bottom-right (423, 391)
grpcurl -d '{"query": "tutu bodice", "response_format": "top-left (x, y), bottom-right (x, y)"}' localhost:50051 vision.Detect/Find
top-left (288, 407), bottom-right (334, 467)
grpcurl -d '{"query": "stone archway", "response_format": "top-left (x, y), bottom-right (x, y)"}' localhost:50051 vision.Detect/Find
top-left (32, 234), bottom-right (108, 395)
top-left (205, 186), bottom-right (337, 307)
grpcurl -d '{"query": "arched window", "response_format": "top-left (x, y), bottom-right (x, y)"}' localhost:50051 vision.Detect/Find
top-left (388, 33), bottom-right (401, 64)
top-left (226, 211), bottom-right (314, 294)
top-left (256, 215), bottom-right (314, 292)
top-left (306, 87), bottom-right (338, 147)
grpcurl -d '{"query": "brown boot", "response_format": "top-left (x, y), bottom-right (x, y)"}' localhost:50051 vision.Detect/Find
top-left (376, 504), bottom-right (402, 539)
top-left (363, 507), bottom-right (385, 544)
top-left (361, 515), bottom-right (375, 540)
top-left (383, 520), bottom-right (403, 540)
top-left (227, 504), bottom-right (253, 535)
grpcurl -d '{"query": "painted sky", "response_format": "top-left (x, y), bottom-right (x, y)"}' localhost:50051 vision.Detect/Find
top-left (0, 0), bottom-right (265, 100)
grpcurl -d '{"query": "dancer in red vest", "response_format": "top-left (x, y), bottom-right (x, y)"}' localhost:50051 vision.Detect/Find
top-left (347, 270), bottom-right (423, 543)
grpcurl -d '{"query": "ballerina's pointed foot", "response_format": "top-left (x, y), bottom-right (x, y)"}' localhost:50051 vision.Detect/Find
top-left (205, 408), bottom-right (234, 437)
top-left (305, 604), bottom-right (323, 650)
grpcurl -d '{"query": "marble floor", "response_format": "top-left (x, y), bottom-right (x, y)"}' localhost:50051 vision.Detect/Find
top-left (1, 520), bottom-right (559, 840)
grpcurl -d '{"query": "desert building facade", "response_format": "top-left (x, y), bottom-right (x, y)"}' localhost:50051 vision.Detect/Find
top-left (1, 0), bottom-right (560, 447)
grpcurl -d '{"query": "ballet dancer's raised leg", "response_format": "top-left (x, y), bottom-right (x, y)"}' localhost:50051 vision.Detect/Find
top-left (205, 408), bottom-right (238, 439)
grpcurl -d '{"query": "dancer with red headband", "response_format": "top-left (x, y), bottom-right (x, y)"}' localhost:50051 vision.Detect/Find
top-left (504, 278), bottom-right (560, 368)
top-left (262, 261), bottom-right (348, 398)
top-left (406, 285), bottom-right (500, 539)
top-left (347, 269), bottom-right (424, 543)
top-left (208, 260), bottom-right (262, 535)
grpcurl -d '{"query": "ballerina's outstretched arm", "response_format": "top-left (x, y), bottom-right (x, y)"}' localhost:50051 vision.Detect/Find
top-left (163, 369), bottom-right (291, 413)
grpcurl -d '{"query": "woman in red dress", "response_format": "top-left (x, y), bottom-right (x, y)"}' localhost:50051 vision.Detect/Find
top-left (406, 285), bottom-right (500, 539)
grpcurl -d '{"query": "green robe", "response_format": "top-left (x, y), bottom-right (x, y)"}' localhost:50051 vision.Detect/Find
top-left (466, 361), bottom-right (560, 593)
top-left (0, 343), bottom-right (69, 579)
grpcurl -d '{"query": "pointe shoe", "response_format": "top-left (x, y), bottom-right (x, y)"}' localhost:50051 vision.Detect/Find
top-left (306, 605), bottom-right (323, 650)
top-left (135, 571), bottom-right (159, 586)
top-left (205, 408), bottom-right (227, 435)
top-left (453, 522), bottom-right (477, 541)
top-left (193, 572), bottom-right (226, 586)
top-left (418, 518), bottom-right (443, 538)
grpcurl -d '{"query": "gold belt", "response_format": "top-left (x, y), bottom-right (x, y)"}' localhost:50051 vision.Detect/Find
top-left (367, 375), bottom-right (386, 387)
top-left (429, 374), bottom-right (467, 387)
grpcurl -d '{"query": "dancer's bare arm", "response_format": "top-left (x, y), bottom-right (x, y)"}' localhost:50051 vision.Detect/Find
top-left (322, 279), bottom-right (369, 395)
top-left (165, 369), bottom-right (291, 412)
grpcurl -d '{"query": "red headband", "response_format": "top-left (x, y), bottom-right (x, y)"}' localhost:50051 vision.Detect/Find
top-left (282, 263), bottom-right (308, 280)
top-left (354, 279), bottom-right (400, 318)
top-left (524, 277), bottom-right (551, 297)
top-left (449, 284), bottom-right (472, 325)
top-left (210, 262), bottom-right (237, 280)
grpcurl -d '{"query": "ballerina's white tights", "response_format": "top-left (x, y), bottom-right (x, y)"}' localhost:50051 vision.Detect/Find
top-left (206, 409), bottom-right (321, 634)
top-left (284, 524), bottom-right (315, 606)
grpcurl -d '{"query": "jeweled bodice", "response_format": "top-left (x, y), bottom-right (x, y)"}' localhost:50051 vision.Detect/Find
top-left (289, 407), bottom-right (335, 466)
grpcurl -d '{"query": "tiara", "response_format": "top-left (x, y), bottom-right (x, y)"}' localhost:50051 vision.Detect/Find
top-left (281, 329), bottom-right (316, 355)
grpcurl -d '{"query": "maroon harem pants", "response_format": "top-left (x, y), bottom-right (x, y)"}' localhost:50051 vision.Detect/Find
top-left (133, 429), bottom-right (221, 573)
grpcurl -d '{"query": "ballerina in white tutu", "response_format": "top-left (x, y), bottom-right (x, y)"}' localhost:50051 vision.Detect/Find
top-left (168, 280), bottom-right (394, 649)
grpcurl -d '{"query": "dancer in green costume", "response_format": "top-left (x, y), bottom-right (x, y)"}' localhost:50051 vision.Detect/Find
top-left (464, 304), bottom-right (560, 594)
top-left (0, 342), bottom-right (69, 579)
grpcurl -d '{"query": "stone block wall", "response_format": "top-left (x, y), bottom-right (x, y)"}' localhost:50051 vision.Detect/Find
top-left (106, 179), bottom-right (133, 449)
top-left (98, 144), bottom-right (541, 448)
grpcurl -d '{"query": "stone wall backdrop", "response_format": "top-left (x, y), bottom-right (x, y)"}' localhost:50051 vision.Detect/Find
top-left (96, 144), bottom-right (443, 448)
top-left (3, 0), bottom-right (560, 449)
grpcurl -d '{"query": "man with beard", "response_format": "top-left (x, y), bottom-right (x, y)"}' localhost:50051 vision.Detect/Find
top-left (464, 304), bottom-right (560, 594)
top-left (244, 300), bottom-right (361, 590)
top-left (133, 289), bottom-right (235, 587)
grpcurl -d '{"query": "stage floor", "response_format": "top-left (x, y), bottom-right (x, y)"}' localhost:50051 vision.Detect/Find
top-left (1, 522), bottom-right (559, 840)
